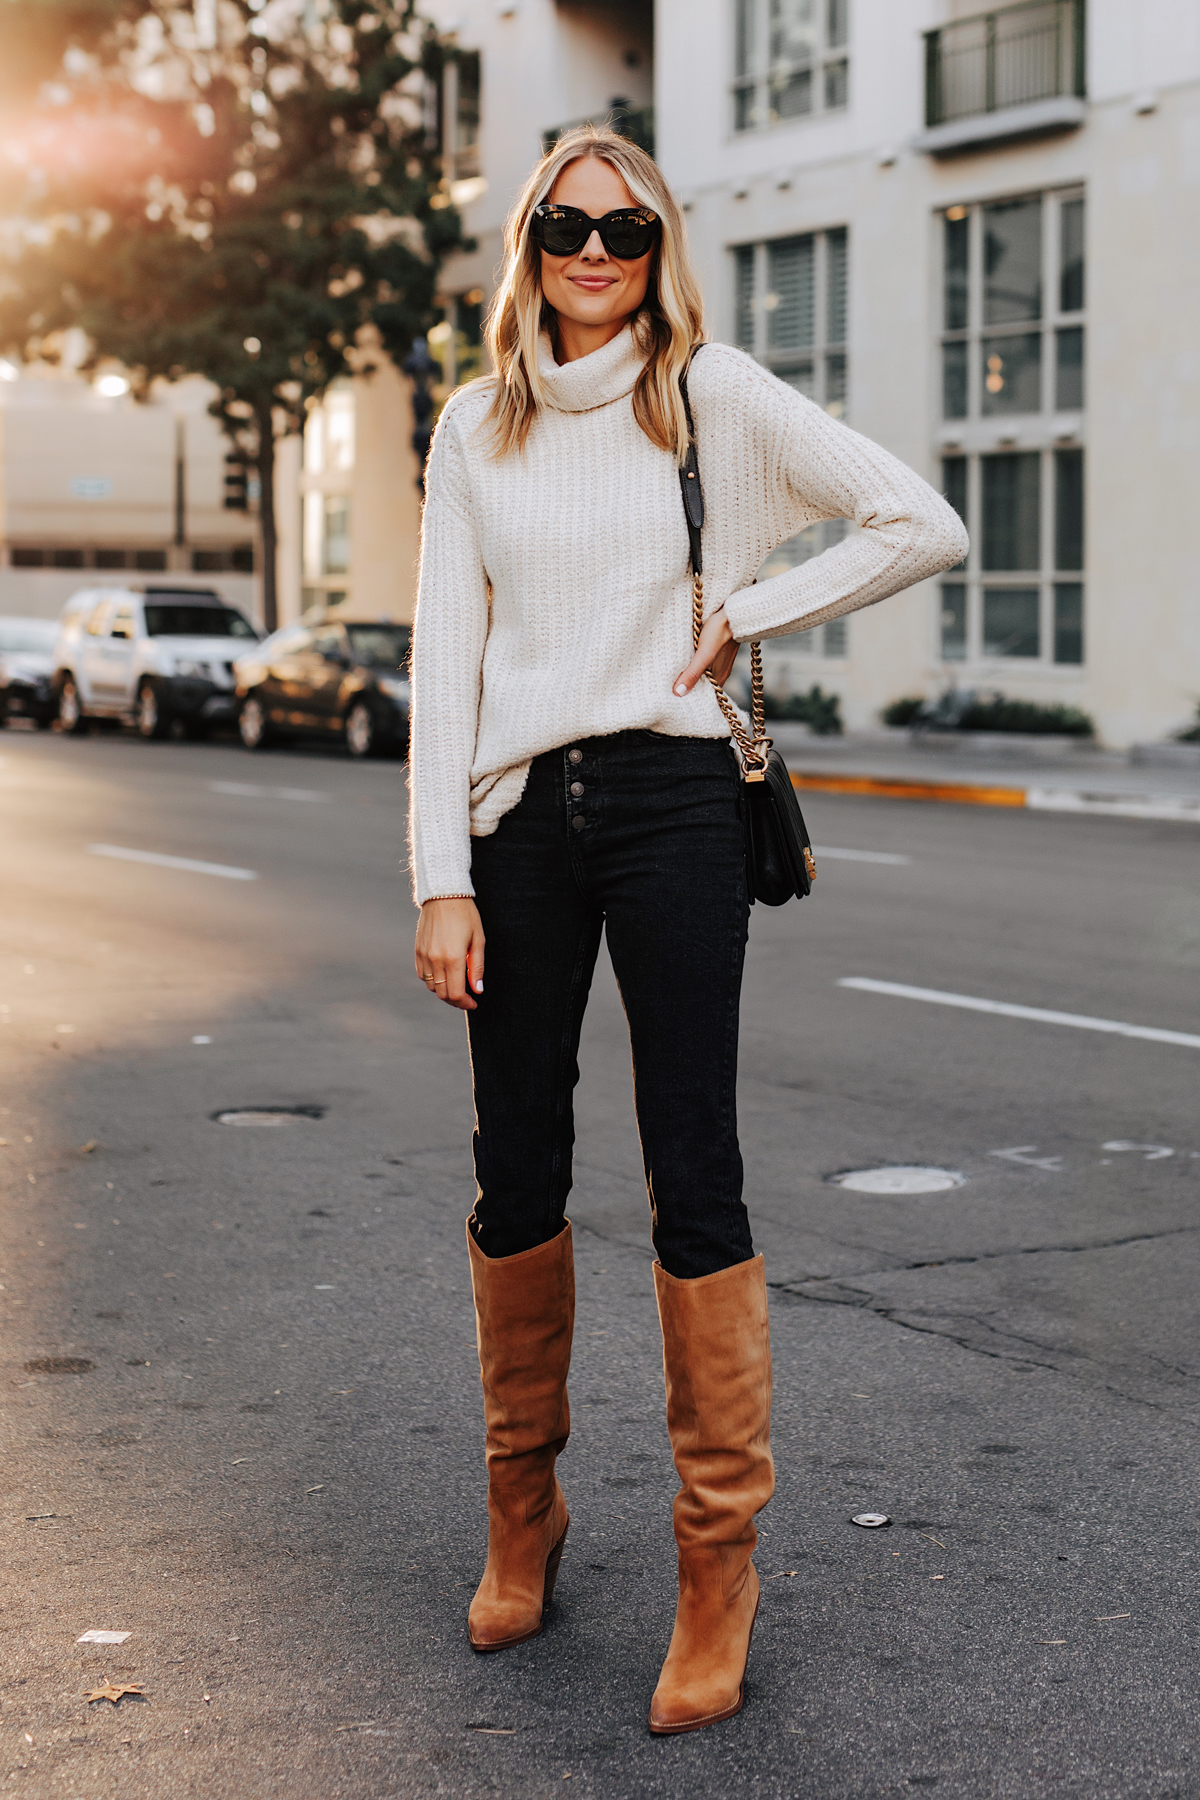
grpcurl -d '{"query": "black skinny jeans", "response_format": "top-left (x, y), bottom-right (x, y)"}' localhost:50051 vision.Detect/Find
top-left (466, 730), bottom-right (754, 1280)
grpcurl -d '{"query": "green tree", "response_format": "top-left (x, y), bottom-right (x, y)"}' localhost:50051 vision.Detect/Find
top-left (0, 1), bottom-right (459, 628)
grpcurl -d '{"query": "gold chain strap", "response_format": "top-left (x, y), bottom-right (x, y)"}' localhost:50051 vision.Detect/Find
top-left (692, 573), bottom-right (770, 778)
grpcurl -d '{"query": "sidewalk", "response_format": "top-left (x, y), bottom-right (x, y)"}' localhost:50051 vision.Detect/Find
top-left (769, 724), bottom-right (1200, 822)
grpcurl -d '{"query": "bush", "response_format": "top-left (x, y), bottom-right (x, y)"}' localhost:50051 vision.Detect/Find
top-left (1177, 705), bottom-right (1200, 744)
top-left (956, 696), bottom-right (1094, 737)
top-left (762, 684), bottom-right (843, 736)
top-left (894, 688), bottom-right (1095, 737)
top-left (881, 696), bottom-right (924, 727)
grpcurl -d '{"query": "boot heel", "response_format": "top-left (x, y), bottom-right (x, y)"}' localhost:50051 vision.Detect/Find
top-left (542, 1519), bottom-right (569, 1608)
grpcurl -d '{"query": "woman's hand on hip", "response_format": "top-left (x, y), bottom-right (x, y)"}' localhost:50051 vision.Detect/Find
top-left (415, 897), bottom-right (485, 1011)
top-left (674, 606), bottom-right (737, 696)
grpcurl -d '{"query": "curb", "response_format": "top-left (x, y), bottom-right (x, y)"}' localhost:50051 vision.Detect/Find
top-left (791, 770), bottom-right (1200, 823)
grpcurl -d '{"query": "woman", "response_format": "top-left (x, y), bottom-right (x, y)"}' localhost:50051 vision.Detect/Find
top-left (409, 127), bottom-right (967, 1734)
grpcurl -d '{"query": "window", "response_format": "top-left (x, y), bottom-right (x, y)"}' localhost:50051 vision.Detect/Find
top-left (736, 226), bottom-right (851, 658)
top-left (733, 0), bottom-right (849, 132)
top-left (440, 49), bottom-right (481, 183)
top-left (735, 227), bottom-right (847, 409)
top-left (937, 188), bottom-right (1085, 668)
top-left (322, 497), bottom-right (350, 576)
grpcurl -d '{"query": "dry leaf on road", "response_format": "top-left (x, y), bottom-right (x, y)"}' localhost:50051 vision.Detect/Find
top-left (86, 1682), bottom-right (144, 1705)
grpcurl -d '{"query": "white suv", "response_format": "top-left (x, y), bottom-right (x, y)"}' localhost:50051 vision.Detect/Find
top-left (52, 585), bottom-right (261, 740)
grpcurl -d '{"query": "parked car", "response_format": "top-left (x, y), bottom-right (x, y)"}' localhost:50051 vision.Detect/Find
top-left (51, 585), bottom-right (261, 739)
top-left (0, 616), bottom-right (60, 728)
top-left (235, 615), bottom-right (410, 758)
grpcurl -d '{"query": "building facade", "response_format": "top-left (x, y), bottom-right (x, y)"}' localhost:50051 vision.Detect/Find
top-left (660, 0), bottom-right (1200, 744)
top-left (0, 352), bottom-right (258, 621)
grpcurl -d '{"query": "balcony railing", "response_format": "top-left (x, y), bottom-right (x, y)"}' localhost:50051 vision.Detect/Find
top-left (542, 105), bottom-right (655, 160)
top-left (924, 0), bottom-right (1085, 129)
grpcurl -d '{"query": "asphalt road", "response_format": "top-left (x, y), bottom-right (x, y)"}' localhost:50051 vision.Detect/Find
top-left (2, 725), bottom-right (1198, 1800)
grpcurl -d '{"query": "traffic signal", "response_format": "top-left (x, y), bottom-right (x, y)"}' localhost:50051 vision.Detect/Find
top-left (224, 453), bottom-right (250, 510)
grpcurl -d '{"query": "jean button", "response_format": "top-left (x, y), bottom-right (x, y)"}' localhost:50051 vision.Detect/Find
top-left (570, 781), bottom-right (584, 797)
top-left (571, 814), bottom-right (586, 832)
top-left (568, 748), bottom-right (583, 765)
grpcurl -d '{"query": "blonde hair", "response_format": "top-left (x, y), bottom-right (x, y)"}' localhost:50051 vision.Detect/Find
top-left (482, 125), bottom-right (706, 462)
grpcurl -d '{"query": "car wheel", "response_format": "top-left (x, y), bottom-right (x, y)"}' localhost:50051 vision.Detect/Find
top-left (137, 680), bottom-right (172, 740)
top-left (345, 700), bottom-right (377, 759)
top-left (239, 694), bottom-right (274, 750)
top-left (58, 676), bottom-right (89, 735)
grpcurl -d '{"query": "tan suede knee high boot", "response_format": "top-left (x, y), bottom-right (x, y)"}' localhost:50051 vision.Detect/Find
top-left (466, 1221), bottom-right (574, 1652)
top-left (649, 1254), bottom-right (774, 1733)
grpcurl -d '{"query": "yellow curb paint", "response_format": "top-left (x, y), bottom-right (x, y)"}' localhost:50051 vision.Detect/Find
top-left (791, 771), bottom-right (1027, 808)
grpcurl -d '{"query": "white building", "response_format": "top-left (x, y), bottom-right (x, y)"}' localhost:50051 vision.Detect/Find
top-left (421, 0), bottom-right (1200, 746)
top-left (657, 0), bottom-right (1200, 745)
top-left (0, 351), bottom-right (258, 621)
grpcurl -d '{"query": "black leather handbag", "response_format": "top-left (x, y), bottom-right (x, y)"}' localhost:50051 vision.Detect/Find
top-left (679, 357), bottom-right (816, 906)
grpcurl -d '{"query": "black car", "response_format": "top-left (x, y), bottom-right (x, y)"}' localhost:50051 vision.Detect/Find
top-left (235, 616), bottom-right (411, 758)
top-left (0, 616), bottom-right (59, 728)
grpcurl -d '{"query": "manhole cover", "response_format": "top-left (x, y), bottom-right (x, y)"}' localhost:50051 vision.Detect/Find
top-left (829, 1166), bottom-right (965, 1195)
top-left (24, 1357), bottom-right (95, 1375)
top-left (212, 1105), bottom-right (325, 1127)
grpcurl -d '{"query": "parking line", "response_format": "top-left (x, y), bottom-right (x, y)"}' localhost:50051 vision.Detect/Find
top-left (88, 844), bottom-right (258, 882)
top-left (210, 782), bottom-right (327, 803)
top-left (838, 977), bottom-right (1200, 1052)
top-left (812, 845), bottom-right (911, 865)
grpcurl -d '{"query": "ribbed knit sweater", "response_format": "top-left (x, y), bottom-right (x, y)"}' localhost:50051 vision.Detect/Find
top-left (408, 325), bottom-right (968, 904)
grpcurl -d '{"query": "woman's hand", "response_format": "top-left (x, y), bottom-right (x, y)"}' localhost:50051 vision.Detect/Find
top-left (415, 897), bottom-right (485, 1012)
top-left (673, 606), bottom-right (738, 696)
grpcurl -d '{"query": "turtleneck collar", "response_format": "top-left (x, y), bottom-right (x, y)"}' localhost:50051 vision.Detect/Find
top-left (535, 322), bottom-right (644, 413)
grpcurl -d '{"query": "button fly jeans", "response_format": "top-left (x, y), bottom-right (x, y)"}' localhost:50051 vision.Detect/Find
top-left (467, 731), bottom-right (754, 1280)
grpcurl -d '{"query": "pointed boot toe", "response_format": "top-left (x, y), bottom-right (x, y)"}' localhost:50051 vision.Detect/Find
top-left (468, 1511), bottom-right (569, 1652)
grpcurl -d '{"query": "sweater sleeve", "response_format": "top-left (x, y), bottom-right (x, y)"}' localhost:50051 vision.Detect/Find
top-left (407, 401), bottom-right (491, 904)
top-left (721, 375), bottom-right (969, 645)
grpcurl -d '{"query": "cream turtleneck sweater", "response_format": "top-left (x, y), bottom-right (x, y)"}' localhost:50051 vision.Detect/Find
top-left (408, 326), bottom-right (968, 904)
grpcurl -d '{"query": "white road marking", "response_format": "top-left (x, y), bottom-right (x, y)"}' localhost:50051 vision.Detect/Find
top-left (990, 1146), bottom-right (1064, 1171)
top-left (210, 781), bottom-right (327, 803)
top-left (88, 844), bottom-right (257, 882)
top-left (812, 845), bottom-right (911, 865)
top-left (1027, 787), bottom-right (1200, 823)
top-left (839, 977), bottom-right (1200, 1052)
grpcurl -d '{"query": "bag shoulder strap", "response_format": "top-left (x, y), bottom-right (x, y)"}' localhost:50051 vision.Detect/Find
top-left (677, 347), bottom-right (768, 773)
top-left (678, 354), bottom-right (704, 578)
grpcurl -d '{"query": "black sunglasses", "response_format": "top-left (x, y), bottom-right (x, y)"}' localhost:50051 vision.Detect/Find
top-left (531, 202), bottom-right (662, 261)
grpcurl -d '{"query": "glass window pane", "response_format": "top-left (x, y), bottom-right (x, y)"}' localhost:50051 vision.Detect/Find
top-left (981, 332), bottom-right (1041, 414)
top-left (943, 341), bottom-right (968, 418)
top-left (1054, 582), bottom-right (1084, 663)
top-left (824, 616), bottom-right (847, 656)
top-left (983, 197), bottom-right (1042, 324)
top-left (734, 83), bottom-right (756, 131)
top-left (777, 359), bottom-right (816, 397)
top-left (982, 452), bottom-right (1040, 570)
top-left (736, 0), bottom-right (755, 77)
top-left (983, 586), bottom-right (1040, 658)
top-left (824, 58), bottom-right (848, 107)
top-left (825, 352), bottom-right (846, 415)
top-left (1055, 448), bottom-right (1084, 571)
top-left (941, 455), bottom-right (968, 567)
top-left (1060, 197), bottom-right (1085, 313)
top-left (944, 212), bottom-right (969, 331)
top-left (323, 496), bottom-right (351, 575)
top-left (826, 0), bottom-right (848, 49)
top-left (767, 235), bottom-right (815, 350)
top-left (770, 66), bottom-right (813, 118)
top-left (771, 0), bottom-right (819, 65)
top-left (1056, 326), bottom-right (1084, 411)
top-left (735, 245), bottom-right (756, 352)
top-left (941, 582), bottom-right (967, 660)
top-left (827, 227), bottom-right (847, 343)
